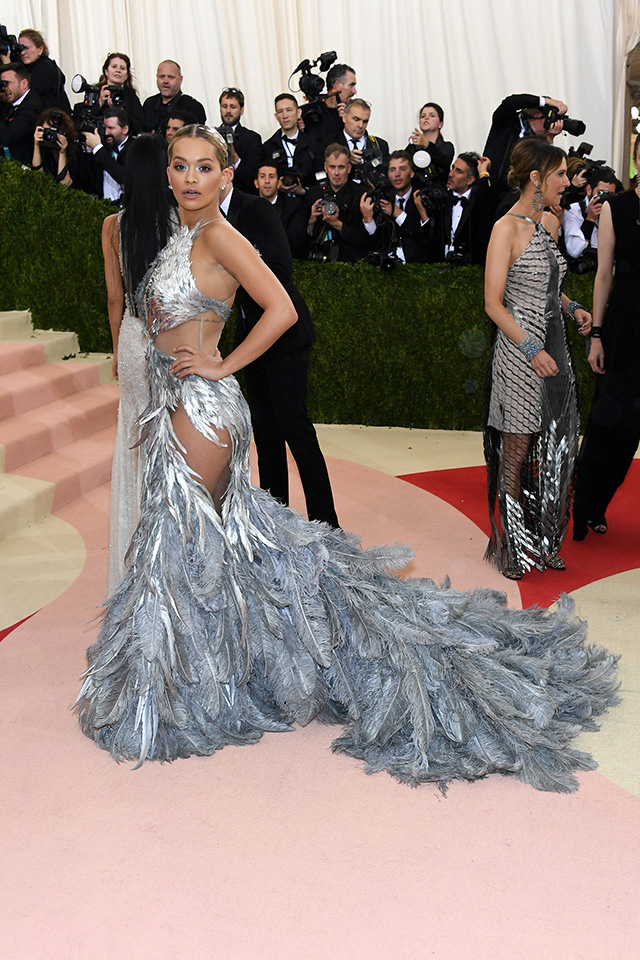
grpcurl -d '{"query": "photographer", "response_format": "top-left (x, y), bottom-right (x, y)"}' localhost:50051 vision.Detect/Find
top-left (306, 143), bottom-right (371, 262)
top-left (422, 152), bottom-right (496, 266)
top-left (16, 28), bottom-right (71, 112)
top-left (302, 62), bottom-right (357, 144)
top-left (406, 102), bottom-right (454, 185)
top-left (96, 52), bottom-right (144, 134)
top-left (81, 106), bottom-right (130, 200)
top-left (165, 108), bottom-right (195, 144)
top-left (261, 93), bottom-right (322, 194)
top-left (255, 161), bottom-right (309, 259)
top-left (216, 86), bottom-right (262, 194)
top-left (483, 92), bottom-right (570, 195)
top-left (563, 165), bottom-right (618, 272)
top-left (31, 107), bottom-right (79, 185)
top-left (361, 150), bottom-right (431, 264)
top-left (328, 98), bottom-right (389, 184)
top-left (0, 61), bottom-right (43, 164)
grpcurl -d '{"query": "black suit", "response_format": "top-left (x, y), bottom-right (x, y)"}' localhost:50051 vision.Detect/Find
top-left (306, 179), bottom-right (371, 263)
top-left (377, 191), bottom-right (431, 264)
top-left (86, 137), bottom-right (132, 198)
top-left (426, 179), bottom-right (496, 266)
top-left (328, 132), bottom-right (390, 183)
top-left (217, 122), bottom-right (262, 194)
top-left (142, 91), bottom-right (206, 134)
top-left (0, 88), bottom-right (43, 165)
top-left (272, 194), bottom-right (309, 259)
top-left (225, 187), bottom-right (338, 525)
top-left (261, 129), bottom-right (323, 190)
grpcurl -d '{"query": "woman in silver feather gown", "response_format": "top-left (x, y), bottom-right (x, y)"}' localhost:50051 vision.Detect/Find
top-left (484, 138), bottom-right (592, 580)
top-left (76, 126), bottom-right (619, 792)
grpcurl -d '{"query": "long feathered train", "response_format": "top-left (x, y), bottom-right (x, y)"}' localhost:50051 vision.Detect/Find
top-left (76, 346), bottom-right (619, 791)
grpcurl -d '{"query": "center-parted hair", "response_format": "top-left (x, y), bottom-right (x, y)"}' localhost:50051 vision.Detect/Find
top-left (168, 124), bottom-right (229, 168)
top-left (507, 137), bottom-right (566, 193)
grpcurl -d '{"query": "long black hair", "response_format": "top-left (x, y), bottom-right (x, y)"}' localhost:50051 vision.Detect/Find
top-left (119, 133), bottom-right (176, 296)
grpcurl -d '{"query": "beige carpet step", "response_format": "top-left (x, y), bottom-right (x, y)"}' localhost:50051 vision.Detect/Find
top-left (0, 383), bottom-right (119, 472)
top-left (0, 472), bottom-right (55, 543)
top-left (0, 361), bottom-right (106, 420)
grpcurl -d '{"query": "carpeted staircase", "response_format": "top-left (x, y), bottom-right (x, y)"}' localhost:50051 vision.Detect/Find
top-left (0, 310), bottom-right (118, 625)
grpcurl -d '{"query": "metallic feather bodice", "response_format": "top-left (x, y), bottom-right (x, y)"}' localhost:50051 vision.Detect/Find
top-left (141, 222), bottom-right (232, 339)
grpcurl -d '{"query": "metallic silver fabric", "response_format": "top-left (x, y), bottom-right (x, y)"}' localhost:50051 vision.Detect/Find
top-left (76, 222), bottom-right (618, 792)
top-left (485, 222), bottom-right (579, 572)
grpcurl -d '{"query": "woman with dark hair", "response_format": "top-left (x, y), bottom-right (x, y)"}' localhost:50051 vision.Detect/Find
top-left (407, 101), bottom-right (454, 183)
top-left (103, 133), bottom-right (177, 591)
top-left (97, 52), bottom-right (144, 134)
top-left (75, 125), bottom-right (618, 793)
top-left (18, 28), bottom-right (71, 112)
top-left (31, 107), bottom-right (79, 185)
top-left (484, 138), bottom-right (592, 579)
top-left (573, 134), bottom-right (640, 539)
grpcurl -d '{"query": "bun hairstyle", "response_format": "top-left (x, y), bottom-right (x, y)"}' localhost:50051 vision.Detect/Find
top-left (507, 136), bottom-right (566, 193)
top-left (168, 123), bottom-right (229, 168)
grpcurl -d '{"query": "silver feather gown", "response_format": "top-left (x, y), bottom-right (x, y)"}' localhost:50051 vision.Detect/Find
top-left (76, 222), bottom-right (619, 792)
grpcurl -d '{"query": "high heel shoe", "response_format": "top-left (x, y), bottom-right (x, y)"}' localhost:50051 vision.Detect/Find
top-left (502, 564), bottom-right (524, 581)
top-left (587, 517), bottom-right (607, 535)
top-left (545, 555), bottom-right (566, 571)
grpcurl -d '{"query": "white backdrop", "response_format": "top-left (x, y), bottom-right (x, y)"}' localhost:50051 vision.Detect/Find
top-left (3, 0), bottom-right (640, 176)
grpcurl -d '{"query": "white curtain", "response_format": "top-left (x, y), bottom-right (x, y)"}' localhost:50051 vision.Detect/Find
top-left (3, 0), bottom-right (632, 175)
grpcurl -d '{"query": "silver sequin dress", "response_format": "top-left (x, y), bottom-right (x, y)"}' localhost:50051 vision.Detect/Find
top-left (76, 222), bottom-right (618, 792)
top-left (484, 218), bottom-right (579, 572)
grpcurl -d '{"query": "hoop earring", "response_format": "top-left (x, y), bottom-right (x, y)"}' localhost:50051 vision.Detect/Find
top-left (533, 183), bottom-right (544, 212)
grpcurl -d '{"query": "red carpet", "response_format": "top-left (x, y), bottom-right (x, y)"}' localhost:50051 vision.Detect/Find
top-left (400, 461), bottom-right (640, 609)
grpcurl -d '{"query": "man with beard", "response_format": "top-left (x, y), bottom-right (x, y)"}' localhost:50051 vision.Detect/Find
top-left (82, 106), bottom-right (131, 200)
top-left (0, 61), bottom-right (43, 164)
top-left (216, 86), bottom-right (262, 194)
top-left (142, 60), bottom-right (206, 136)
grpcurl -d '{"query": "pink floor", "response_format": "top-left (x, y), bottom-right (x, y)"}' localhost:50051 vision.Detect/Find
top-left (0, 458), bottom-right (637, 960)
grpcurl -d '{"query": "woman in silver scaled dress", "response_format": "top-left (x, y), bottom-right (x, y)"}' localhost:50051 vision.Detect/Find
top-left (103, 135), bottom-right (176, 593)
top-left (76, 126), bottom-right (618, 792)
top-left (484, 138), bottom-right (592, 580)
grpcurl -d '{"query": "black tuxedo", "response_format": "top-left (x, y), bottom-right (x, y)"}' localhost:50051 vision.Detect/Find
top-left (483, 93), bottom-right (542, 186)
top-left (261, 129), bottom-right (322, 189)
top-left (217, 122), bottom-right (262, 194)
top-left (327, 131), bottom-right (390, 183)
top-left (85, 137), bottom-right (132, 198)
top-left (142, 91), bottom-right (206, 134)
top-left (426, 179), bottom-right (496, 266)
top-left (378, 191), bottom-right (431, 264)
top-left (306, 179), bottom-right (371, 262)
top-left (0, 88), bottom-right (43, 165)
top-left (273, 193), bottom-right (309, 259)
top-left (225, 187), bottom-right (338, 525)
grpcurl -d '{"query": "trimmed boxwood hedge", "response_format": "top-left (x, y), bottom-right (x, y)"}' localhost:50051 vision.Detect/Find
top-left (0, 157), bottom-right (596, 430)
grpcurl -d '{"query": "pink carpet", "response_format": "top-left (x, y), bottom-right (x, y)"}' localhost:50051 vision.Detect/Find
top-left (0, 456), bottom-right (636, 959)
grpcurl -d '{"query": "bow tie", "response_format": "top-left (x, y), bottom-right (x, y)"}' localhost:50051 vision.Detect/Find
top-left (283, 136), bottom-right (298, 144)
top-left (453, 195), bottom-right (468, 207)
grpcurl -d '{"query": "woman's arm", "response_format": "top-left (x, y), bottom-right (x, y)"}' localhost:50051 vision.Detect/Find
top-left (101, 215), bottom-right (125, 379)
top-left (171, 223), bottom-right (296, 381)
top-left (485, 218), bottom-right (558, 378)
top-left (588, 201), bottom-right (614, 374)
top-left (31, 126), bottom-right (44, 169)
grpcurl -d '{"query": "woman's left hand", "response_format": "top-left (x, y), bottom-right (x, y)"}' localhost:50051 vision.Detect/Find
top-left (170, 345), bottom-right (226, 380)
top-left (574, 308), bottom-right (592, 336)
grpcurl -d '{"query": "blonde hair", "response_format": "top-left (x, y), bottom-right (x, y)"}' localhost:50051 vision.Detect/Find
top-left (507, 137), bottom-right (566, 193)
top-left (168, 124), bottom-right (229, 168)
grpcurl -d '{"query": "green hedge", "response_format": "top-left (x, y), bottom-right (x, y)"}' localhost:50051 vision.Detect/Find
top-left (0, 158), bottom-right (596, 430)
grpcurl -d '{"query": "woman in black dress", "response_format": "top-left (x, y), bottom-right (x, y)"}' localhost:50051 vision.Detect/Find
top-left (573, 134), bottom-right (640, 539)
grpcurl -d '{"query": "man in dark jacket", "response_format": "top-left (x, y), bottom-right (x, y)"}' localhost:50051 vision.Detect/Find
top-left (261, 93), bottom-right (323, 193)
top-left (142, 60), bottom-right (206, 135)
top-left (306, 143), bottom-right (371, 263)
top-left (220, 178), bottom-right (338, 526)
top-left (216, 87), bottom-right (262, 194)
top-left (0, 62), bottom-right (43, 164)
